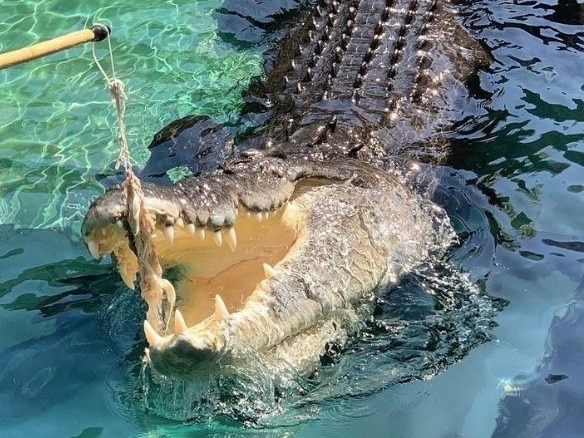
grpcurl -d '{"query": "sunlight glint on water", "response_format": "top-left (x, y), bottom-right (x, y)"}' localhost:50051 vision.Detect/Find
top-left (0, 0), bottom-right (261, 234)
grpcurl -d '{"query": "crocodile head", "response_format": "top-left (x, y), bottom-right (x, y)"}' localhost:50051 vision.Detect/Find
top-left (82, 154), bottom-right (454, 377)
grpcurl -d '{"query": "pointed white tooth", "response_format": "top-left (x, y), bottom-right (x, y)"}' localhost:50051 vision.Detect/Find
top-left (119, 265), bottom-right (136, 290)
top-left (101, 228), bottom-right (107, 236)
top-left (187, 223), bottom-right (195, 235)
top-left (143, 320), bottom-right (162, 346)
top-left (159, 278), bottom-right (176, 307)
top-left (213, 230), bottom-right (223, 246)
top-left (86, 239), bottom-right (100, 258)
top-left (263, 263), bottom-right (277, 279)
top-left (116, 220), bottom-right (123, 228)
top-left (197, 228), bottom-right (206, 240)
top-left (246, 211), bottom-right (251, 218)
top-left (163, 225), bottom-right (175, 244)
top-left (226, 227), bottom-right (237, 251)
top-left (256, 212), bottom-right (263, 221)
top-left (214, 295), bottom-right (230, 321)
top-left (176, 217), bottom-right (184, 228)
top-left (174, 309), bottom-right (188, 334)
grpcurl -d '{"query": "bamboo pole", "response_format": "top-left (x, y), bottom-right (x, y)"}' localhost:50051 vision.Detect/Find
top-left (0, 24), bottom-right (111, 70)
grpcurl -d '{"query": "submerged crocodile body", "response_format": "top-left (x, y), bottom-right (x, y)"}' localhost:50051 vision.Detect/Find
top-left (83, 0), bottom-right (488, 378)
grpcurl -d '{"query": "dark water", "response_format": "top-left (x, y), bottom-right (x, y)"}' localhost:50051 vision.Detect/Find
top-left (1, 0), bottom-right (584, 436)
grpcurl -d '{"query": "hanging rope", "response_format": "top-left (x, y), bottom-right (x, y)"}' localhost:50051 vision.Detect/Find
top-left (92, 26), bottom-right (176, 334)
top-left (0, 23), bottom-right (176, 334)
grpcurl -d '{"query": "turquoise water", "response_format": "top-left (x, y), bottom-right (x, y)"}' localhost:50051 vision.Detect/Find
top-left (0, 0), bottom-right (261, 232)
top-left (1, 0), bottom-right (584, 437)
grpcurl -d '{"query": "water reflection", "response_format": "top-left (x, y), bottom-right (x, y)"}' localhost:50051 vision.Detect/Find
top-left (444, 1), bottom-right (584, 436)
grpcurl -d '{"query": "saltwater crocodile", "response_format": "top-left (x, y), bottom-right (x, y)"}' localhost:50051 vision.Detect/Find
top-left (82, 0), bottom-right (489, 377)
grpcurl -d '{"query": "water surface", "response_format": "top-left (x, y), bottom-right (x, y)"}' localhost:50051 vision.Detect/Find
top-left (1, 0), bottom-right (583, 437)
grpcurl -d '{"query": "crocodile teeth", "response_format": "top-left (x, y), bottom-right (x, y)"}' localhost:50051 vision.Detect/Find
top-left (144, 320), bottom-right (162, 346)
top-left (116, 220), bottom-right (123, 228)
top-left (86, 239), bottom-right (100, 258)
top-left (213, 231), bottom-right (223, 246)
top-left (187, 223), bottom-right (195, 235)
top-left (226, 228), bottom-right (237, 251)
top-left (263, 263), bottom-right (277, 279)
top-left (214, 295), bottom-right (230, 321)
top-left (119, 265), bottom-right (136, 290)
top-left (197, 228), bottom-right (206, 240)
top-left (256, 212), bottom-right (263, 221)
top-left (174, 309), bottom-right (188, 334)
top-left (159, 278), bottom-right (176, 307)
top-left (176, 217), bottom-right (184, 228)
top-left (163, 225), bottom-right (175, 244)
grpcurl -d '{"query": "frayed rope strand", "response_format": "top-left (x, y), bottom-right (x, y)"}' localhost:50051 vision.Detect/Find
top-left (91, 25), bottom-right (130, 171)
top-left (91, 25), bottom-right (176, 334)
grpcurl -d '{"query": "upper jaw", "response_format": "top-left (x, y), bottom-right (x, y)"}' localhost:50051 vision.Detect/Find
top-left (82, 155), bottom-right (454, 376)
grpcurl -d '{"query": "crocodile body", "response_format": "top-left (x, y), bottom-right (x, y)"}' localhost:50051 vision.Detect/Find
top-left (82, 0), bottom-right (488, 378)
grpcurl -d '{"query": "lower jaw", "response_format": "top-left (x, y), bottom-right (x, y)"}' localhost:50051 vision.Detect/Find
top-left (146, 303), bottom-right (362, 379)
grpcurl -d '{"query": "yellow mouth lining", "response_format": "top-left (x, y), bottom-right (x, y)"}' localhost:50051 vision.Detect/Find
top-left (85, 201), bottom-right (303, 332)
top-left (151, 203), bottom-right (301, 327)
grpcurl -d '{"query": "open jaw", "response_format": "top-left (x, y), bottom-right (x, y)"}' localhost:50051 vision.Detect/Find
top-left (82, 157), bottom-right (455, 377)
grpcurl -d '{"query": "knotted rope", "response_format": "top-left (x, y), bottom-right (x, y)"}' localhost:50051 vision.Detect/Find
top-left (92, 28), bottom-right (176, 334)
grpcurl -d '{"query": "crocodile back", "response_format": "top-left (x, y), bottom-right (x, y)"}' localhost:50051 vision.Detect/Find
top-left (247, 0), bottom-right (489, 163)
